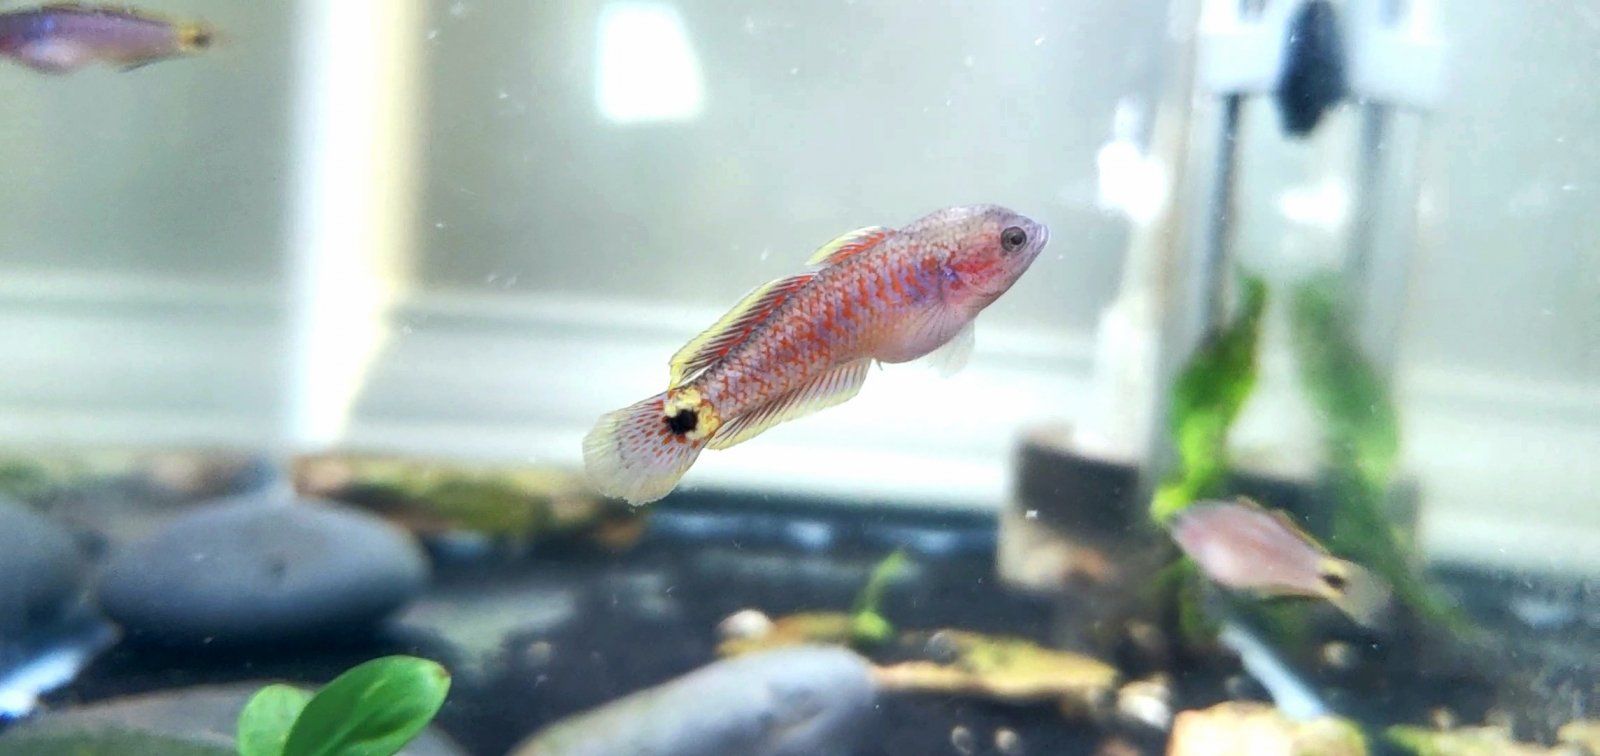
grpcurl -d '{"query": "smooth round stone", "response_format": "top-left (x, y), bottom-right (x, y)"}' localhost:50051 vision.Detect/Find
top-left (0, 496), bottom-right (85, 636)
top-left (0, 682), bottom-right (463, 755)
top-left (96, 494), bottom-right (428, 645)
top-left (512, 645), bottom-right (877, 756)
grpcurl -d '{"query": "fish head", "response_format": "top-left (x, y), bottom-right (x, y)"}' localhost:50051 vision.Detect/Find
top-left (915, 205), bottom-right (1049, 314)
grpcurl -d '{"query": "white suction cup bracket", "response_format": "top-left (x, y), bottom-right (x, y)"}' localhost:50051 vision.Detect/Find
top-left (1197, 0), bottom-right (1445, 111)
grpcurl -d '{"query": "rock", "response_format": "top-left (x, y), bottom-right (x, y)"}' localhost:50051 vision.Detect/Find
top-left (871, 629), bottom-right (1119, 713)
top-left (1559, 720), bottom-right (1600, 753)
top-left (1116, 674), bottom-right (1173, 731)
top-left (949, 725), bottom-right (976, 755)
top-left (511, 646), bottom-right (876, 756)
top-left (0, 497), bottom-right (85, 636)
top-left (0, 616), bottom-right (120, 719)
top-left (386, 572), bottom-right (579, 680)
top-left (1386, 724), bottom-right (1578, 756)
top-left (0, 682), bottom-right (463, 755)
top-left (290, 454), bottom-right (642, 553)
top-left (994, 728), bottom-right (1023, 755)
top-left (715, 612), bottom-right (854, 657)
top-left (96, 493), bottom-right (428, 645)
top-left (1168, 702), bottom-right (1366, 756)
top-left (716, 609), bottom-right (775, 643)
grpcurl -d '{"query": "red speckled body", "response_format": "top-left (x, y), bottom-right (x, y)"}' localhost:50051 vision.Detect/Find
top-left (695, 240), bottom-right (944, 419)
top-left (584, 205), bottom-right (1049, 505)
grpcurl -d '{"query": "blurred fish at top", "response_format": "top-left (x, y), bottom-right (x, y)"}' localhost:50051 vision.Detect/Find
top-left (1169, 498), bottom-right (1392, 629)
top-left (0, 4), bottom-right (215, 74)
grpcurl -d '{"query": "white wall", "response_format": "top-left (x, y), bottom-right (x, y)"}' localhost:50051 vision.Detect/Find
top-left (0, 0), bottom-right (293, 286)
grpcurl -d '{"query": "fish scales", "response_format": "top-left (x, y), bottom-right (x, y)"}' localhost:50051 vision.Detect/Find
top-left (697, 249), bottom-right (932, 419)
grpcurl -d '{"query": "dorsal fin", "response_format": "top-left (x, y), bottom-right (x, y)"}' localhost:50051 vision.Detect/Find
top-left (1240, 496), bottom-right (1332, 555)
top-left (41, 4), bottom-right (168, 22)
top-left (805, 226), bottom-right (893, 267)
top-left (668, 272), bottom-right (814, 387)
top-left (708, 359), bottom-right (872, 449)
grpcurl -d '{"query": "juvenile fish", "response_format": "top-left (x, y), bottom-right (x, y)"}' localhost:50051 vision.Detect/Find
top-left (1169, 498), bottom-right (1391, 628)
top-left (0, 4), bottom-right (214, 74)
top-left (584, 205), bottom-right (1049, 505)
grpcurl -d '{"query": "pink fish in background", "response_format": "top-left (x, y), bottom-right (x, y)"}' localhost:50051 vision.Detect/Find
top-left (0, 4), bottom-right (215, 74)
top-left (584, 205), bottom-right (1050, 505)
top-left (1169, 497), bottom-right (1392, 628)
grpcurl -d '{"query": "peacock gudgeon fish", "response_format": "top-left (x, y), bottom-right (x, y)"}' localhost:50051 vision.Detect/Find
top-left (0, 4), bottom-right (214, 74)
top-left (584, 204), bottom-right (1049, 505)
top-left (1170, 497), bottom-right (1393, 628)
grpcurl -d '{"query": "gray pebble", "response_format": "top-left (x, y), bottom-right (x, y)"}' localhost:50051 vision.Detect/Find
top-left (0, 682), bottom-right (462, 755)
top-left (0, 497), bottom-right (85, 636)
top-left (512, 645), bottom-right (876, 756)
top-left (96, 492), bottom-right (427, 645)
top-left (949, 725), bottom-right (976, 755)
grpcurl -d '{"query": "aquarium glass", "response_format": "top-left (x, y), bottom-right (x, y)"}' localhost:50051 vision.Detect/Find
top-left (0, 1), bottom-right (1594, 754)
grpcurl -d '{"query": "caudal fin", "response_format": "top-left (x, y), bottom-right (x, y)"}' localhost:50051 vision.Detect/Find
top-left (583, 392), bottom-right (704, 506)
top-left (1326, 561), bottom-right (1394, 630)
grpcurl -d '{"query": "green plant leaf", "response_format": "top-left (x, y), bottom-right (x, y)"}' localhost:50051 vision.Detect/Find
top-left (1151, 273), bottom-right (1268, 524)
top-left (238, 684), bottom-right (313, 756)
top-left (1290, 274), bottom-right (1467, 632)
top-left (850, 549), bottom-right (908, 618)
top-left (849, 611), bottom-right (894, 647)
top-left (282, 656), bottom-right (451, 756)
top-left (848, 549), bottom-right (908, 646)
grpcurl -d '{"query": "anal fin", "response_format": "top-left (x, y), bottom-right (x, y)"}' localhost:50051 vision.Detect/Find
top-left (709, 359), bottom-right (872, 450)
top-left (669, 272), bottom-right (813, 387)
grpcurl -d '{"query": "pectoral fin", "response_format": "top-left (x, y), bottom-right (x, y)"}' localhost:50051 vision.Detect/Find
top-left (922, 320), bottom-right (975, 377)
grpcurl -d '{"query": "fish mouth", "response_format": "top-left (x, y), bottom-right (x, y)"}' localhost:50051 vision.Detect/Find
top-left (1018, 218), bottom-right (1049, 262)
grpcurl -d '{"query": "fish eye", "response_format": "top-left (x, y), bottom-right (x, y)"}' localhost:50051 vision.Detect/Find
top-left (1320, 570), bottom-right (1348, 591)
top-left (1000, 226), bottom-right (1028, 252)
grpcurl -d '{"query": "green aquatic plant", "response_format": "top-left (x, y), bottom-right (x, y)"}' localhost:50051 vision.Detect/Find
top-left (1289, 275), bottom-right (1461, 629)
top-left (238, 685), bottom-right (314, 756)
top-left (0, 460), bottom-right (56, 503)
top-left (1150, 273), bottom-right (1269, 523)
top-left (1384, 724), bottom-right (1550, 756)
top-left (0, 455), bottom-right (96, 504)
top-left (1147, 266), bottom-right (1459, 648)
top-left (848, 549), bottom-right (909, 646)
top-left (236, 655), bottom-right (451, 756)
top-left (1288, 275), bottom-right (1398, 492)
top-left (1145, 273), bottom-right (1267, 647)
top-left (716, 549), bottom-right (910, 657)
top-left (1146, 557), bottom-right (1219, 646)
top-left (295, 456), bottom-right (647, 553)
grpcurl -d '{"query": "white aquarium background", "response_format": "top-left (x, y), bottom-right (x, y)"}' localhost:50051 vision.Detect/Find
top-left (0, 0), bottom-right (1595, 575)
